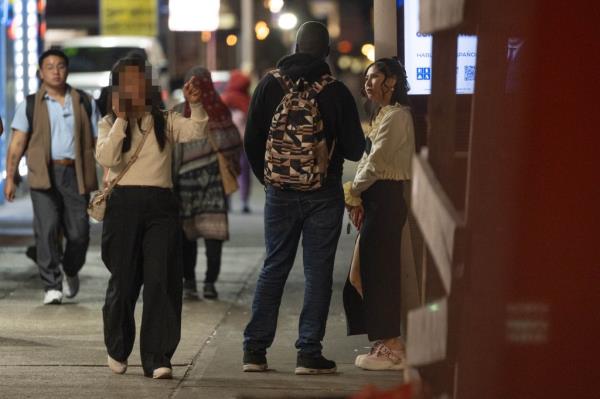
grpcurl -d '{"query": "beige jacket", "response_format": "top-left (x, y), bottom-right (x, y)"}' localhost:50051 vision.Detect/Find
top-left (27, 87), bottom-right (98, 194)
top-left (96, 103), bottom-right (209, 188)
top-left (350, 103), bottom-right (415, 197)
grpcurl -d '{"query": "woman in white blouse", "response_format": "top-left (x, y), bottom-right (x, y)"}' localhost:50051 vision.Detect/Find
top-left (343, 57), bottom-right (415, 371)
top-left (96, 56), bottom-right (208, 379)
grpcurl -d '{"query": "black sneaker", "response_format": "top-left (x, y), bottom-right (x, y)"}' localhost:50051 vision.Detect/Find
top-left (25, 245), bottom-right (37, 263)
top-left (295, 353), bottom-right (337, 375)
top-left (203, 283), bottom-right (218, 299)
top-left (183, 279), bottom-right (199, 300)
top-left (242, 351), bottom-right (268, 372)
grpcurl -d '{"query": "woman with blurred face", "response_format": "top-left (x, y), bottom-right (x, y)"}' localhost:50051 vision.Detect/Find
top-left (96, 56), bottom-right (209, 379)
top-left (343, 58), bottom-right (416, 371)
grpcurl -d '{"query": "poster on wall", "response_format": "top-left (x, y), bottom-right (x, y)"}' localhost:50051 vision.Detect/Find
top-left (403, 0), bottom-right (477, 95)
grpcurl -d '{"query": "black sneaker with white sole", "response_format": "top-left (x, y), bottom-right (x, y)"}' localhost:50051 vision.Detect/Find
top-left (295, 353), bottom-right (337, 375)
top-left (203, 283), bottom-right (218, 299)
top-left (242, 351), bottom-right (268, 372)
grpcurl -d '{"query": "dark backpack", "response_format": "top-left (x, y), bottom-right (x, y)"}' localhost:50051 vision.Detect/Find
top-left (264, 70), bottom-right (336, 191)
top-left (25, 88), bottom-right (93, 133)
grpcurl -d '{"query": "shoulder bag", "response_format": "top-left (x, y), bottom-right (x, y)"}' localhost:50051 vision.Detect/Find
top-left (206, 132), bottom-right (239, 195)
top-left (87, 127), bottom-right (150, 222)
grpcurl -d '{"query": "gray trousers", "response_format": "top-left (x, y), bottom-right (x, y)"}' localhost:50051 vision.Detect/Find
top-left (30, 165), bottom-right (90, 291)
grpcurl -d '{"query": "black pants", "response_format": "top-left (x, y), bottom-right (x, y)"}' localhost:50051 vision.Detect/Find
top-left (343, 180), bottom-right (406, 341)
top-left (101, 186), bottom-right (182, 376)
top-left (182, 235), bottom-right (223, 284)
top-left (30, 164), bottom-right (90, 290)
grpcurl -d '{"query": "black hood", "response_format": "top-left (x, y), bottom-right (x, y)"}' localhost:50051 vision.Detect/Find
top-left (276, 53), bottom-right (332, 82)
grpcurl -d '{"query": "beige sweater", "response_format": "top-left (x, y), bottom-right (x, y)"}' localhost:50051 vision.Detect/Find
top-left (96, 103), bottom-right (209, 188)
top-left (350, 103), bottom-right (415, 197)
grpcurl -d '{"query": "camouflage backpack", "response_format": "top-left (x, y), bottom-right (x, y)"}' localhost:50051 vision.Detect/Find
top-left (264, 70), bottom-right (336, 191)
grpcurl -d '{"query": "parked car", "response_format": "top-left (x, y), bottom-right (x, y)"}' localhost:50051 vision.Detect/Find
top-left (59, 35), bottom-right (170, 101)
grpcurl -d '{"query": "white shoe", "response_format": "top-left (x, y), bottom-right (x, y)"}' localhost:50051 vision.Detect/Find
top-left (43, 289), bottom-right (63, 305)
top-left (107, 355), bottom-right (127, 374)
top-left (63, 274), bottom-right (80, 299)
top-left (152, 367), bottom-right (172, 379)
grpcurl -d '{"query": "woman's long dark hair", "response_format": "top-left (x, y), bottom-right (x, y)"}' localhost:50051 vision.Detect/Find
top-left (363, 57), bottom-right (411, 122)
top-left (109, 56), bottom-right (166, 153)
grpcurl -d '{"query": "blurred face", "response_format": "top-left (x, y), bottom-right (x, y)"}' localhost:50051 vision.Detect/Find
top-left (39, 55), bottom-right (68, 90)
top-left (364, 65), bottom-right (396, 106)
top-left (118, 66), bottom-right (147, 109)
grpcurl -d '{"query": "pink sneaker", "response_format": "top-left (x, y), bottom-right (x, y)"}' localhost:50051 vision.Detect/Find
top-left (355, 342), bottom-right (405, 371)
top-left (354, 341), bottom-right (383, 367)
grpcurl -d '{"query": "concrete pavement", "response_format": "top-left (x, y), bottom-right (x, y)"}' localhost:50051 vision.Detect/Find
top-left (0, 181), bottom-right (404, 398)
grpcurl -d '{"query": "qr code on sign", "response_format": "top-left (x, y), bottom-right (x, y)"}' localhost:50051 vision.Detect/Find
top-left (464, 65), bottom-right (476, 81)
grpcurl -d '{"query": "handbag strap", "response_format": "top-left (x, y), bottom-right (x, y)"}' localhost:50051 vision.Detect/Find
top-left (206, 132), bottom-right (220, 154)
top-left (105, 121), bottom-right (151, 192)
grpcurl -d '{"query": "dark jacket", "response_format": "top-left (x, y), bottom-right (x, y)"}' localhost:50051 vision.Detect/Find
top-left (244, 53), bottom-right (365, 186)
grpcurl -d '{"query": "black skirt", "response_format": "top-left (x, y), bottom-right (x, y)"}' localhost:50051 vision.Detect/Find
top-left (343, 180), bottom-right (407, 341)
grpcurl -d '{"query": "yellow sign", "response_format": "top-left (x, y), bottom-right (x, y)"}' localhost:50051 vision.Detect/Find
top-left (101, 0), bottom-right (158, 36)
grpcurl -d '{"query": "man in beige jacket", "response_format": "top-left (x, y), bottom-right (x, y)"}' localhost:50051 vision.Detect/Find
top-left (4, 49), bottom-right (99, 305)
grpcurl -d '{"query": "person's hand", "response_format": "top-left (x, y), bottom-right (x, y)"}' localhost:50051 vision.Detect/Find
top-left (111, 91), bottom-right (128, 119)
top-left (349, 205), bottom-right (364, 230)
top-left (4, 179), bottom-right (16, 202)
top-left (183, 76), bottom-right (202, 104)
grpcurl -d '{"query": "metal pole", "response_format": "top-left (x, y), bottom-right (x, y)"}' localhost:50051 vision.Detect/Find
top-left (240, 0), bottom-right (254, 73)
top-left (374, 0), bottom-right (397, 58)
top-left (207, 32), bottom-right (217, 71)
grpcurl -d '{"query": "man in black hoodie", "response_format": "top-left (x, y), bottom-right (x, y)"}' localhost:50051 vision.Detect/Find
top-left (243, 21), bottom-right (365, 374)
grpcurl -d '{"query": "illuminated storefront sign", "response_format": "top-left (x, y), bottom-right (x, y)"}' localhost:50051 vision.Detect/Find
top-left (403, 0), bottom-right (477, 95)
top-left (11, 0), bottom-right (40, 104)
top-left (100, 0), bottom-right (158, 36)
top-left (169, 0), bottom-right (220, 32)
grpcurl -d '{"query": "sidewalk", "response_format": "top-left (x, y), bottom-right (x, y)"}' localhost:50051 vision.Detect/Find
top-left (172, 229), bottom-right (403, 399)
top-left (0, 196), bottom-right (34, 246)
top-left (0, 170), bottom-right (404, 398)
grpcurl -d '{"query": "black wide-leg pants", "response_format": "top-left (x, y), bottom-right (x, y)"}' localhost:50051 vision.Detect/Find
top-left (101, 186), bottom-right (183, 376)
top-left (343, 180), bottom-right (406, 341)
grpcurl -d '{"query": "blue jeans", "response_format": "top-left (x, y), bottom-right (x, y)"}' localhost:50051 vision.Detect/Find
top-left (243, 183), bottom-right (344, 356)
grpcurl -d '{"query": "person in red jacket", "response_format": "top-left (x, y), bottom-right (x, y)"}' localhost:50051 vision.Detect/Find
top-left (221, 70), bottom-right (252, 213)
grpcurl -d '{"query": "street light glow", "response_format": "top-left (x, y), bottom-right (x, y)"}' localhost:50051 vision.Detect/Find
top-left (361, 43), bottom-right (375, 62)
top-left (255, 21), bottom-right (270, 40)
top-left (278, 12), bottom-right (298, 30)
top-left (226, 34), bottom-right (238, 46)
top-left (269, 0), bottom-right (284, 13)
top-left (201, 31), bottom-right (212, 43)
top-left (337, 55), bottom-right (352, 70)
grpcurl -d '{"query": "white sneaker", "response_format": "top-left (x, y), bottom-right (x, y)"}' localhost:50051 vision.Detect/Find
top-left (107, 355), bottom-right (127, 374)
top-left (43, 289), bottom-right (63, 305)
top-left (152, 367), bottom-right (172, 379)
top-left (63, 274), bottom-right (80, 299)
top-left (355, 342), bottom-right (405, 371)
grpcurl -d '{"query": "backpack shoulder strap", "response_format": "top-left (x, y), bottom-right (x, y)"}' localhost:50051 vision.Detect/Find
top-left (25, 94), bottom-right (36, 134)
top-left (269, 69), bottom-right (293, 93)
top-left (75, 89), bottom-right (93, 120)
top-left (310, 74), bottom-right (337, 96)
